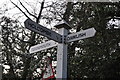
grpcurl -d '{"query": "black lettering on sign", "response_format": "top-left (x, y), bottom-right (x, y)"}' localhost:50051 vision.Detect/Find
top-left (28, 22), bottom-right (35, 28)
top-left (67, 35), bottom-right (77, 40)
top-left (67, 32), bottom-right (86, 41)
top-left (78, 33), bottom-right (86, 37)
top-left (27, 22), bottom-right (51, 37)
top-left (31, 43), bottom-right (51, 51)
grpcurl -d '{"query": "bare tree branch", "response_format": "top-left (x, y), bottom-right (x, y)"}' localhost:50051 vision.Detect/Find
top-left (18, 0), bottom-right (37, 19)
top-left (52, 6), bottom-right (63, 19)
top-left (23, 30), bottom-right (31, 38)
top-left (10, 0), bottom-right (30, 19)
top-left (36, 0), bottom-right (45, 23)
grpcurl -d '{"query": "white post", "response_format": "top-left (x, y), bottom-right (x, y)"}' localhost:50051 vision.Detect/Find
top-left (56, 28), bottom-right (68, 79)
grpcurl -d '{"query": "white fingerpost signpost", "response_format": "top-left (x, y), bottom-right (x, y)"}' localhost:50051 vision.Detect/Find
top-left (24, 19), bottom-right (96, 80)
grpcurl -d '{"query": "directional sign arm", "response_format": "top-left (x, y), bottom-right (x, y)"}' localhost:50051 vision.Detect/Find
top-left (24, 19), bottom-right (62, 43)
top-left (66, 28), bottom-right (96, 43)
top-left (29, 40), bottom-right (58, 53)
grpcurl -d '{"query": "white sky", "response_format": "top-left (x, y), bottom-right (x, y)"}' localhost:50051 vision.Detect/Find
top-left (0, 0), bottom-right (61, 29)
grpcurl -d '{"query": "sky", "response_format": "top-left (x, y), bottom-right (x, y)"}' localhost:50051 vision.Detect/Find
top-left (0, 0), bottom-right (59, 28)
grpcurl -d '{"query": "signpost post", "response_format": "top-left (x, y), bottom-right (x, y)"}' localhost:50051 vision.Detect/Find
top-left (55, 28), bottom-right (68, 79)
top-left (53, 20), bottom-right (72, 79)
top-left (24, 19), bottom-right (96, 80)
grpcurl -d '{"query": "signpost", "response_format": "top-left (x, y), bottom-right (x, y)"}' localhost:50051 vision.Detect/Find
top-left (29, 40), bottom-right (58, 53)
top-left (24, 19), bottom-right (96, 80)
top-left (66, 28), bottom-right (96, 43)
top-left (24, 19), bottom-right (62, 43)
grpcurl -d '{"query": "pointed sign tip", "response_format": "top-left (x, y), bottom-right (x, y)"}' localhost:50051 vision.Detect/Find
top-left (91, 27), bottom-right (96, 34)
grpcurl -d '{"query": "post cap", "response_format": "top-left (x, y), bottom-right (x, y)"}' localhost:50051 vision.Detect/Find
top-left (54, 20), bottom-right (72, 29)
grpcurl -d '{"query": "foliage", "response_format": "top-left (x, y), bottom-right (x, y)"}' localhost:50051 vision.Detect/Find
top-left (67, 2), bottom-right (120, 78)
top-left (0, 16), bottom-right (56, 80)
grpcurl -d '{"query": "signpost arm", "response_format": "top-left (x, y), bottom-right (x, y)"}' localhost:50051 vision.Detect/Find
top-left (56, 28), bottom-right (68, 79)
